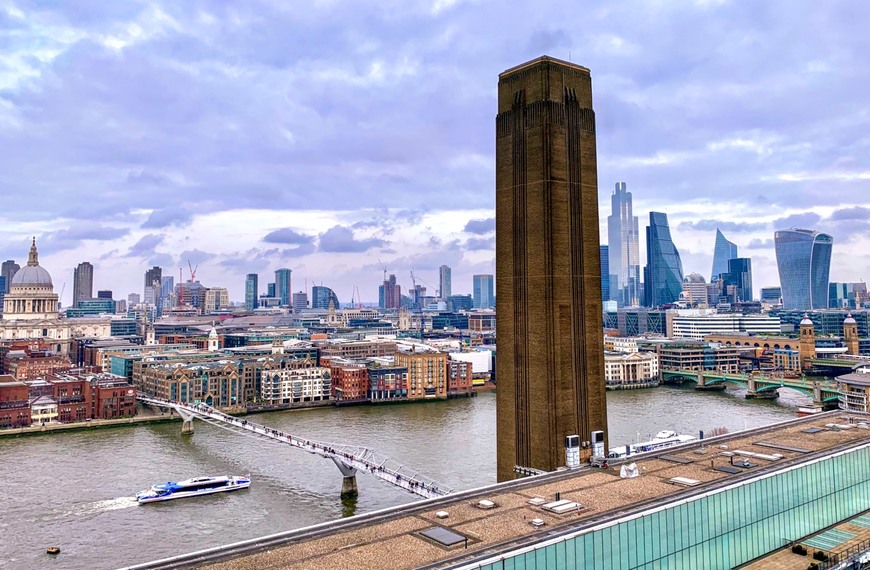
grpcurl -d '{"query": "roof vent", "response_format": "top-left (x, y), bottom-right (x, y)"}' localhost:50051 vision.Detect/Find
top-left (527, 497), bottom-right (546, 506)
top-left (530, 518), bottom-right (546, 527)
top-left (541, 499), bottom-right (581, 514)
top-left (435, 511), bottom-right (449, 519)
top-left (668, 476), bottom-right (701, 487)
top-left (476, 499), bottom-right (496, 509)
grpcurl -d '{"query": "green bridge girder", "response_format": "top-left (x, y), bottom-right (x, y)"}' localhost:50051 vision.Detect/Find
top-left (660, 369), bottom-right (840, 403)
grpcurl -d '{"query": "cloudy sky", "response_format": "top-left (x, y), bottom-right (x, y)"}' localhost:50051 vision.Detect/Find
top-left (1, 0), bottom-right (869, 306)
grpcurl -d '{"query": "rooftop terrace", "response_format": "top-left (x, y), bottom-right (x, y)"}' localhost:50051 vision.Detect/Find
top-left (129, 410), bottom-right (870, 570)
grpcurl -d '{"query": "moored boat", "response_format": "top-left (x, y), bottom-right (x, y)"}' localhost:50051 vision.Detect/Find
top-left (137, 475), bottom-right (250, 504)
top-left (797, 406), bottom-right (824, 417)
top-left (608, 430), bottom-right (697, 459)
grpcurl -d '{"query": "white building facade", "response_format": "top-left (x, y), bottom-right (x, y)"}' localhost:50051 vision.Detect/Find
top-left (604, 351), bottom-right (659, 387)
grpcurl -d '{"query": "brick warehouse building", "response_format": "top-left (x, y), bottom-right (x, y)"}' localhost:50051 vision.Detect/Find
top-left (0, 375), bottom-right (31, 427)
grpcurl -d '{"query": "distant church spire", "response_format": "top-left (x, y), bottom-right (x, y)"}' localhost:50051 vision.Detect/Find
top-left (27, 237), bottom-right (39, 266)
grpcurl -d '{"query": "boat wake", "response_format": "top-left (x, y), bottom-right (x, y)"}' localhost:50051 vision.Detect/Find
top-left (73, 497), bottom-right (139, 516)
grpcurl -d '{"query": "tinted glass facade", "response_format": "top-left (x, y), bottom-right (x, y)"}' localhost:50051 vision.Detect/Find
top-left (600, 246), bottom-right (610, 302)
top-left (469, 444), bottom-right (870, 570)
top-left (274, 268), bottom-right (291, 307)
top-left (775, 229), bottom-right (833, 310)
top-left (312, 285), bottom-right (340, 309)
top-left (723, 257), bottom-right (753, 302)
top-left (711, 228), bottom-right (738, 281)
top-left (760, 286), bottom-right (781, 304)
top-left (245, 273), bottom-right (258, 311)
top-left (607, 182), bottom-right (641, 307)
top-left (644, 212), bottom-right (683, 307)
top-left (473, 275), bottom-right (494, 309)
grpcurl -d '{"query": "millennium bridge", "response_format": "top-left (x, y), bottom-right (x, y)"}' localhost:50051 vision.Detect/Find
top-left (137, 395), bottom-right (452, 500)
top-left (660, 369), bottom-right (841, 406)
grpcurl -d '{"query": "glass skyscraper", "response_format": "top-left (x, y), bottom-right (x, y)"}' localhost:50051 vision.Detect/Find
top-left (723, 257), bottom-right (753, 302)
top-left (599, 245), bottom-right (610, 302)
top-left (711, 228), bottom-right (738, 281)
top-left (607, 182), bottom-right (641, 307)
top-left (473, 274), bottom-right (494, 309)
top-left (312, 285), bottom-right (340, 309)
top-left (438, 265), bottom-right (451, 300)
top-left (274, 268), bottom-right (291, 307)
top-left (644, 212), bottom-right (684, 307)
top-left (245, 273), bottom-right (259, 311)
top-left (775, 229), bottom-right (833, 310)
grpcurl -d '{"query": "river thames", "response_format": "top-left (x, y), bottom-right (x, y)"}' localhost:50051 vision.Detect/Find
top-left (0, 385), bottom-right (811, 570)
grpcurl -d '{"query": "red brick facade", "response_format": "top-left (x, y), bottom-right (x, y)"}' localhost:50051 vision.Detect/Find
top-left (448, 360), bottom-right (473, 397)
top-left (330, 364), bottom-right (369, 403)
top-left (91, 379), bottom-right (137, 419)
top-left (0, 375), bottom-right (31, 427)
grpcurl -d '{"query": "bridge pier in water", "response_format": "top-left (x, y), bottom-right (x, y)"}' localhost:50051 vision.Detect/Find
top-left (746, 378), bottom-right (778, 400)
top-left (333, 457), bottom-right (359, 499)
top-left (745, 390), bottom-right (778, 400)
top-left (177, 409), bottom-right (195, 434)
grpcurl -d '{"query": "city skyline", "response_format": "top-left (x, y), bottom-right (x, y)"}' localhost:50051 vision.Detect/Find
top-left (1, 2), bottom-right (869, 304)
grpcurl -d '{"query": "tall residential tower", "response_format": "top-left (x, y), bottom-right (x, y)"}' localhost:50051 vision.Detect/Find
top-left (245, 273), bottom-right (259, 311)
top-left (439, 265), bottom-right (452, 300)
top-left (495, 56), bottom-right (607, 481)
top-left (275, 268), bottom-right (292, 307)
top-left (72, 262), bottom-right (94, 307)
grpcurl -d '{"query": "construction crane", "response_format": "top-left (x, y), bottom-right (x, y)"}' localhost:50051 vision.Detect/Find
top-left (378, 258), bottom-right (388, 282)
top-left (416, 273), bottom-right (438, 298)
top-left (187, 260), bottom-right (198, 283)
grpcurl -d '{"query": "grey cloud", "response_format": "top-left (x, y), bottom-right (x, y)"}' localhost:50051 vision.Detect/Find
top-left (464, 218), bottom-right (496, 235)
top-left (527, 28), bottom-right (569, 53)
top-left (746, 238), bottom-right (774, 249)
top-left (142, 208), bottom-right (193, 229)
top-left (388, 240), bottom-right (464, 273)
top-left (148, 253), bottom-right (176, 268)
top-left (179, 249), bottom-right (215, 268)
top-left (125, 234), bottom-right (163, 258)
top-left (465, 237), bottom-right (495, 250)
top-left (282, 243), bottom-right (317, 257)
top-left (219, 248), bottom-right (281, 271)
top-left (677, 219), bottom-right (768, 233)
top-left (263, 228), bottom-right (315, 245)
top-left (318, 226), bottom-right (385, 253)
top-left (39, 226), bottom-right (130, 254)
top-left (3, 0), bottom-right (870, 299)
top-left (773, 213), bottom-right (822, 229)
top-left (822, 219), bottom-right (870, 243)
top-left (830, 206), bottom-right (870, 221)
top-left (127, 169), bottom-right (173, 186)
